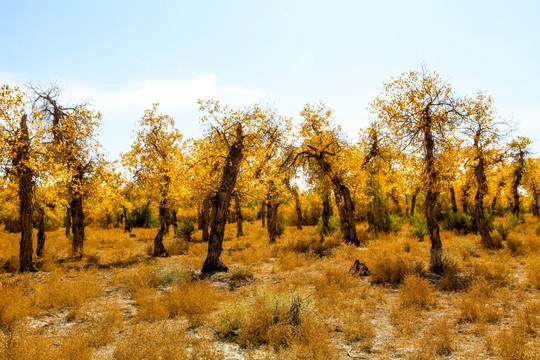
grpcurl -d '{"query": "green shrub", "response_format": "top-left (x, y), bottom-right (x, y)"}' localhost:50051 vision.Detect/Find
top-left (276, 216), bottom-right (286, 236)
top-left (494, 212), bottom-right (521, 241)
top-left (175, 218), bottom-right (195, 241)
top-left (443, 210), bottom-right (473, 234)
top-left (409, 214), bottom-right (428, 241)
top-left (316, 216), bottom-right (341, 234)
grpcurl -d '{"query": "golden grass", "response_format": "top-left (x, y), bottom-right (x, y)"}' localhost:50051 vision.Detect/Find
top-left (0, 221), bottom-right (538, 359)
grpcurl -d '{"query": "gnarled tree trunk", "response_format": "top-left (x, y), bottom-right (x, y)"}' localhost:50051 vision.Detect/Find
top-left (293, 189), bottom-right (303, 230)
top-left (16, 115), bottom-right (35, 272)
top-left (260, 200), bottom-right (266, 227)
top-left (200, 197), bottom-right (211, 242)
top-left (153, 197), bottom-right (170, 257)
top-left (65, 205), bottom-right (72, 238)
top-left (331, 180), bottom-right (359, 246)
top-left (202, 124), bottom-right (244, 274)
top-left (70, 193), bottom-right (84, 259)
top-left (449, 185), bottom-right (458, 213)
top-left (423, 113), bottom-right (443, 274)
top-left (410, 187), bottom-right (419, 217)
top-left (474, 156), bottom-right (499, 248)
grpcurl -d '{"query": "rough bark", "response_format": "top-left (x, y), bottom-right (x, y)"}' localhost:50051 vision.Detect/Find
top-left (461, 186), bottom-right (470, 214)
top-left (202, 124), bottom-right (244, 274)
top-left (15, 115), bottom-right (34, 272)
top-left (200, 197), bottom-right (211, 242)
top-left (321, 192), bottom-right (331, 236)
top-left (65, 205), bottom-right (72, 238)
top-left (512, 154), bottom-right (525, 216)
top-left (531, 184), bottom-right (540, 219)
top-left (449, 186), bottom-right (458, 213)
top-left (153, 196), bottom-right (170, 257)
top-left (235, 196), bottom-right (244, 237)
top-left (36, 205), bottom-right (46, 258)
top-left (292, 189), bottom-right (303, 230)
top-left (267, 181), bottom-right (279, 244)
top-left (423, 112), bottom-right (443, 274)
top-left (474, 156), bottom-right (499, 248)
top-left (70, 191), bottom-right (84, 259)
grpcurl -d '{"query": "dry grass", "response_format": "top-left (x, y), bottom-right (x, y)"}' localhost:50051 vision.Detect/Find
top-left (0, 221), bottom-right (538, 359)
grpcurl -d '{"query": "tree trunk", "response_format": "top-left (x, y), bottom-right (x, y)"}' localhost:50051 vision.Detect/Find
top-left (235, 196), bottom-right (244, 237)
top-left (423, 113), bottom-right (443, 274)
top-left (532, 184), bottom-right (540, 219)
top-left (260, 200), bottom-right (266, 227)
top-left (153, 198), bottom-right (169, 256)
top-left (321, 192), bottom-right (331, 236)
top-left (202, 124), bottom-right (244, 274)
top-left (70, 193), bottom-right (84, 259)
top-left (449, 185), bottom-right (458, 213)
top-left (512, 161), bottom-right (524, 216)
top-left (267, 181), bottom-right (279, 244)
top-left (461, 186), bottom-right (470, 214)
top-left (475, 156), bottom-right (499, 248)
top-left (410, 188), bottom-right (419, 217)
top-left (65, 205), bottom-right (72, 238)
top-left (36, 205), bottom-right (46, 257)
top-left (331, 180), bottom-right (360, 246)
top-left (16, 115), bottom-right (34, 272)
top-left (123, 206), bottom-right (131, 233)
top-left (293, 189), bottom-right (303, 230)
top-left (170, 209), bottom-right (178, 229)
top-left (200, 197), bottom-right (211, 242)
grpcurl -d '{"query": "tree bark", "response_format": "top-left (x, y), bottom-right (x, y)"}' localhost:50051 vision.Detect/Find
top-left (65, 205), bottom-right (72, 238)
top-left (15, 115), bottom-right (34, 272)
top-left (200, 197), bottom-right (211, 242)
top-left (461, 186), bottom-right (470, 214)
top-left (423, 112), bottom-right (443, 274)
top-left (449, 185), bottom-right (458, 213)
top-left (123, 206), bottom-right (131, 233)
top-left (202, 124), bottom-right (244, 274)
top-left (321, 191), bottom-right (331, 236)
top-left (70, 192), bottom-right (84, 259)
top-left (267, 181), bottom-right (279, 244)
top-left (153, 197), bottom-right (170, 257)
top-left (512, 155), bottom-right (524, 216)
top-left (36, 205), bottom-right (46, 258)
top-left (292, 189), bottom-right (303, 230)
top-left (474, 156), bottom-right (499, 248)
top-left (235, 196), bottom-right (244, 237)
top-left (410, 187), bottom-right (419, 217)
top-left (531, 184), bottom-right (540, 219)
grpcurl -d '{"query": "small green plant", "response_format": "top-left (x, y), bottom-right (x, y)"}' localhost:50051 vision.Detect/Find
top-left (409, 214), bottom-right (428, 241)
top-left (494, 212), bottom-right (521, 240)
top-left (276, 216), bottom-right (286, 236)
top-left (316, 216), bottom-right (341, 234)
top-left (175, 218), bottom-right (195, 241)
top-left (231, 268), bottom-right (254, 281)
top-left (443, 210), bottom-right (473, 234)
top-left (153, 263), bottom-right (188, 285)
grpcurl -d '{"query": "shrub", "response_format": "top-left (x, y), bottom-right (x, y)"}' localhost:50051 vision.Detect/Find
top-left (375, 214), bottom-right (403, 233)
top-left (529, 260), bottom-right (540, 289)
top-left (368, 252), bottom-right (424, 285)
top-left (443, 210), bottom-right (473, 234)
top-left (175, 218), bottom-right (195, 241)
top-left (231, 267), bottom-right (254, 281)
top-left (493, 212), bottom-right (521, 241)
top-left (315, 216), bottom-right (341, 234)
top-left (397, 274), bottom-right (437, 309)
top-left (409, 214), bottom-right (428, 241)
top-left (276, 216), bottom-right (286, 236)
top-left (535, 222), bottom-right (540, 236)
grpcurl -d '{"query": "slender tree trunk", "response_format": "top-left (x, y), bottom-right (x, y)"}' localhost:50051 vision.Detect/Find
top-left (200, 197), bottom-right (211, 242)
top-left (260, 200), bottom-right (266, 227)
top-left (512, 160), bottom-right (524, 216)
top-left (36, 205), bottom-right (46, 257)
top-left (293, 189), bottom-right (303, 230)
top-left (70, 193), bottom-right (84, 259)
top-left (321, 191), bottom-right (331, 236)
top-left (16, 115), bottom-right (34, 272)
top-left (423, 114), bottom-right (443, 274)
top-left (532, 184), bottom-right (540, 219)
top-left (449, 185), bottom-right (458, 213)
top-left (235, 196), bottom-right (244, 237)
top-left (410, 187), bottom-right (419, 217)
top-left (202, 124), bottom-right (244, 274)
top-left (65, 205), bottom-right (72, 238)
top-left (267, 181), bottom-right (279, 244)
top-left (461, 186), bottom-right (470, 214)
top-left (123, 206), bottom-right (131, 232)
top-left (475, 156), bottom-right (499, 248)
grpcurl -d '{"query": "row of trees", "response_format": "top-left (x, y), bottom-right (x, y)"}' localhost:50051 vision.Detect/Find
top-left (0, 69), bottom-right (536, 274)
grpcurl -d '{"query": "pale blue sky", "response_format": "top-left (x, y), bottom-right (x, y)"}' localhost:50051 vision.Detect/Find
top-left (2, 0), bottom-right (539, 157)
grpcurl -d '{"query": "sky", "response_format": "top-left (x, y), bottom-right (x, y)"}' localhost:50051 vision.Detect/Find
top-left (1, 0), bottom-right (540, 158)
